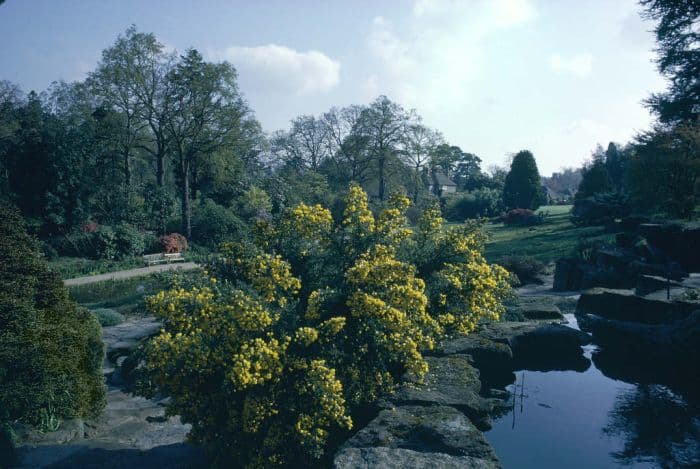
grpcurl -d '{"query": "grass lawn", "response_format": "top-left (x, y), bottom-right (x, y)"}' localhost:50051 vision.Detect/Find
top-left (66, 272), bottom-right (195, 316)
top-left (483, 205), bottom-right (616, 265)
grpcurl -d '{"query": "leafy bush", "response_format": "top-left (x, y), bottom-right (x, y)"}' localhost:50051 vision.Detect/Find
top-left (191, 198), bottom-right (249, 247)
top-left (159, 233), bottom-right (188, 254)
top-left (114, 223), bottom-right (146, 259)
top-left (239, 186), bottom-right (273, 220)
top-left (141, 186), bottom-right (511, 466)
top-left (571, 192), bottom-right (631, 226)
top-left (443, 188), bottom-right (502, 221)
top-left (0, 423), bottom-right (17, 468)
top-left (496, 255), bottom-right (546, 285)
top-left (0, 203), bottom-right (106, 428)
top-left (501, 208), bottom-right (545, 226)
top-left (92, 308), bottom-right (125, 327)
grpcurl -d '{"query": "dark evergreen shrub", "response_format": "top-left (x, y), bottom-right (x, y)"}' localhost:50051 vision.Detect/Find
top-left (0, 203), bottom-right (106, 428)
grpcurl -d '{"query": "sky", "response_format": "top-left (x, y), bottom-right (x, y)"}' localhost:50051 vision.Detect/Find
top-left (0, 0), bottom-right (667, 175)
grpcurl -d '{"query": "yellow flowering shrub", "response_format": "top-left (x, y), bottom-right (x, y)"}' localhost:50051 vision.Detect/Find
top-left (143, 184), bottom-right (510, 467)
top-left (144, 278), bottom-right (351, 467)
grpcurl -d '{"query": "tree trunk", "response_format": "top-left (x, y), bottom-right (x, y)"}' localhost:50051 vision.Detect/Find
top-left (181, 158), bottom-right (192, 239)
top-left (378, 152), bottom-right (386, 201)
top-left (156, 150), bottom-right (165, 187)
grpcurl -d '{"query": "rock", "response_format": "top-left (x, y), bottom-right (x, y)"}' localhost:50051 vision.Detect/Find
top-left (635, 274), bottom-right (684, 296)
top-left (638, 223), bottom-right (700, 271)
top-left (102, 317), bottom-right (161, 361)
top-left (335, 405), bottom-right (500, 468)
top-left (553, 257), bottom-right (632, 291)
top-left (479, 321), bottom-right (591, 372)
top-left (516, 304), bottom-right (564, 321)
top-left (586, 311), bottom-right (700, 400)
top-left (334, 447), bottom-right (499, 469)
top-left (435, 336), bottom-right (513, 388)
top-left (627, 260), bottom-right (686, 281)
top-left (380, 355), bottom-right (506, 430)
top-left (577, 288), bottom-right (697, 324)
top-left (16, 419), bottom-right (86, 446)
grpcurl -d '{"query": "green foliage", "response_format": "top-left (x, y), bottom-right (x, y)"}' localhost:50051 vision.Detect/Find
top-left (496, 255), bottom-right (545, 285)
top-left (503, 150), bottom-right (543, 210)
top-left (576, 160), bottom-right (612, 200)
top-left (191, 198), bottom-right (249, 247)
top-left (626, 125), bottom-right (699, 219)
top-left (91, 308), bottom-right (125, 327)
top-left (0, 203), bottom-right (105, 428)
top-left (0, 423), bottom-right (17, 468)
top-left (114, 223), bottom-right (146, 258)
top-left (640, 0), bottom-right (700, 124)
top-left (571, 192), bottom-right (631, 226)
top-left (141, 186), bottom-right (510, 467)
top-left (48, 256), bottom-right (143, 279)
top-left (443, 188), bottom-right (502, 221)
top-left (239, 186), bottom-right (273, 220)
top-left (501, 208), bottom-right (545, 226)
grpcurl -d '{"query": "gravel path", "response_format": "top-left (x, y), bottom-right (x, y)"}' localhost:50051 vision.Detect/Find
top-left (64, 262), bottom-right (200, 286)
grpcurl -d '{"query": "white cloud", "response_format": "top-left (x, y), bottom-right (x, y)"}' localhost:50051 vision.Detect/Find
top-left (209, 44), bottom-right (340, 95)
top-left (549, 53), bottom-right (593, 77)
top-left (364, 0), bottom-right (537, 110)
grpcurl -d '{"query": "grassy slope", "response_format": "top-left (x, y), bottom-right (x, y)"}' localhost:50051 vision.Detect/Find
top-left (483, 205), bottom-right (615, 265)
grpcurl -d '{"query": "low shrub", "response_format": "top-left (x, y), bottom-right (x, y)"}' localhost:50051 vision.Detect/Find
top-left (497, 255), bottom-right (546, 285)
top-left (571, 192), bottom-right (631, 226)
top-left (501, 208), bottom-right (545, 226)
top-left (191, 198), bottom-right (249, 247)
top-left (443, 188), bottom-right (502, 221)
top-left (92, 308), bottom-right (125, 327)
top-left (114, 223), bottom-right (146, 259)
top-left (159, 233), bottom-right (188, 254)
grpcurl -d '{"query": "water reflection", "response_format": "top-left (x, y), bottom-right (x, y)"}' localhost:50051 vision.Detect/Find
top-left (603, 384), bottom-right (700, 467)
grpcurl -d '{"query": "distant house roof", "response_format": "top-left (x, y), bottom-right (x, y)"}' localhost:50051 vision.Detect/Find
top-left (433, 172), bottom-right (457, 187)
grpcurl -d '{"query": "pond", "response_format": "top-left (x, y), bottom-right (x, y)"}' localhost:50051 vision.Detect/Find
top-left (485, 314), bottom-right (700, 468)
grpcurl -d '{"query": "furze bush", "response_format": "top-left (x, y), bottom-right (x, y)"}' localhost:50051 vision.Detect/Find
top-left (141, 185), bottom-right (510, 467)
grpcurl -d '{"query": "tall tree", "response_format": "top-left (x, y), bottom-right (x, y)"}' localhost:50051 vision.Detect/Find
top-left (640, 0), bottom-right (700, 124)
top-left (401, 123), bottom-right (442, 202)
top-left (320, 105), bottom-right (372, 185)
top-left (165, 49), bottom-right (256, 238)
top-left (354, 96), bottom-right (413, 200)
top-left (503, 150), bottom-right (542, 210)
top-left (90, 26), bottom-right (173, 188)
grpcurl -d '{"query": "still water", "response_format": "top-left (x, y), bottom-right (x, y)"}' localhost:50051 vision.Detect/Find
top-left (485, 315), bottom-right (699, 468)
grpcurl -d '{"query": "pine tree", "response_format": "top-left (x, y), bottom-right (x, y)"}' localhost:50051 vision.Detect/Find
top-left (503, 150), bottom-right (542, 210)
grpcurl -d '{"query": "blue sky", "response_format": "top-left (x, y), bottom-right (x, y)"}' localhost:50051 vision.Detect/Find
top-left (0, 0), bottom-right (666, 175)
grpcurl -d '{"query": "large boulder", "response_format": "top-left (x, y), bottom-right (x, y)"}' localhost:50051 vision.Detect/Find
top-left (478, 321), bottom-right (591, 372)
top-left (577, 288), bottom-right (697, 324)
top-left (638, 223), bottom-right (700, 271)
top-left (102, 317), bottom-right (161, 361)
top-left (334, 448), bottom-right (498, 469)
top-left (585, 311), bottom-right (700, 400)
top-left (334, 405), bottom-right (500, 469)
top-left (435, 336), bottom-right (513, 388)
top-left (380, 355), bottom-right (507, 429)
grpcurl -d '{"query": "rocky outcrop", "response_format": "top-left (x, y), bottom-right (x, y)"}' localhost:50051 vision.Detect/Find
top-left (334, 406), bottom-right (501, 469)
top-left (577, 288), bottom-right (697, 324)
top-left (435, 336), bottom-right (513, 388)
top-left (638, 223), bottom-right (700, 271)
top-left (379, 355), bottom-right (508, 430)
top-left (478, 321), bottom-right (591, 372)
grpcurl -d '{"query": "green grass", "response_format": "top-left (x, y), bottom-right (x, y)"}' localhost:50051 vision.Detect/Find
top-left (67, 274), bottom-right (177, 316)
top-left (48, 256), bottom-right (145, 280)
top-left (483, 205), bottom-right (616, 265)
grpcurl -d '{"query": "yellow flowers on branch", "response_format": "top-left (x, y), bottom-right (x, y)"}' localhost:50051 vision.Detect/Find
top-left (143, 183), bottom-right (511, 467)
